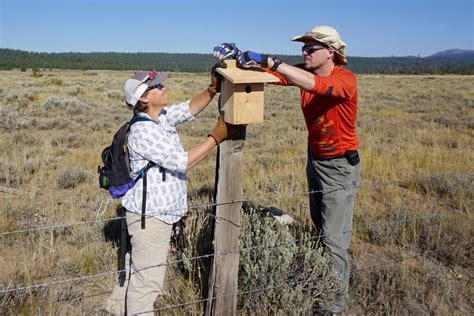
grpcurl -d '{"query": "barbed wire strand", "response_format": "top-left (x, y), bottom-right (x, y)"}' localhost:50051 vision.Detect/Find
top-left (1, 208), bottom-right (469, 294)
top-left (1, 169), bottom-right (465, 226)
top-left (4, 169), bottom-right (473, 235)
top-left (0, 185), bottom-right (350, 236)
top-left (44, 238), bottom-right (473, 310)
top-left (142, 240), bottom-right (474, 313)
top-left (0, 169), bottom-right (471, 236)
top-left (123, 207), bottom-right (470, 276)
top-left (1, 171), bottom-right (471, 201)
top-left (0, 273), bottom-right (110, 295)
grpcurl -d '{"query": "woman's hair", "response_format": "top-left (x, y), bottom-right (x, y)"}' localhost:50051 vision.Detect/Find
top-left (132, 91), bottom-right (150, 115)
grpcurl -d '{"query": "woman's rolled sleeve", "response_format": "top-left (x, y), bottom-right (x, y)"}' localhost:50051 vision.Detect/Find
top-left (162, 100), bottom-right (194, 127)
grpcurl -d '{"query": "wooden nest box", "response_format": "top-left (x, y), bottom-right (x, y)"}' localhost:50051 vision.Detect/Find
top-left (216, 60), bottom-right (278, 124)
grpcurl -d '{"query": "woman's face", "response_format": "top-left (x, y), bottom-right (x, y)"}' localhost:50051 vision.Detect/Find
top-left (142, 83), bottom-right (168, 108)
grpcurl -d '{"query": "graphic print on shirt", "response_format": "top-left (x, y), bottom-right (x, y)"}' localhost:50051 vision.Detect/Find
top-left (122, 101), bottom-right (193, 224)
top-left (313, 114), bottom-right (337, 153)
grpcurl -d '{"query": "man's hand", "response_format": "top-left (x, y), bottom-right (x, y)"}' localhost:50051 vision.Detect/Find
top-left (237, 51), bottom-right (269, 68)
top-left (213, 43), bottom-right (240, 60)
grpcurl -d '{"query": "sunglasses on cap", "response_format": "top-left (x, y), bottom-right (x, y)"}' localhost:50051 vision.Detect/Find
top-left (302, 44), bottom-right (328, 54)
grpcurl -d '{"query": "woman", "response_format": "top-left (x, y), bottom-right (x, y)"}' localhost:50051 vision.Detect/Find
top-left (105, 65), bottom-right (233, 315)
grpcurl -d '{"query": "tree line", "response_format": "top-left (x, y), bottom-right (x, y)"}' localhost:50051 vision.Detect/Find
top-left (1, 48), bottom-right (473, 74)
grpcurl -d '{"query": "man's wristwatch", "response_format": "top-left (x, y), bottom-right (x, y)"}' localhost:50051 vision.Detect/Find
top-left (270, 57), bottom-right (283, 71)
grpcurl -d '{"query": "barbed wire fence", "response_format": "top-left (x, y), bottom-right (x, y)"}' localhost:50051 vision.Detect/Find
top-left (1, 204), bottom-right (470, 294)
top-left (0, 174), bottom-right (472, 312)
top-left (1, 171), bottom-right (468, 202)
top-left (147, 240), bottom-right (474, 313)
top-left (2, 172), bottom-right (471, 236)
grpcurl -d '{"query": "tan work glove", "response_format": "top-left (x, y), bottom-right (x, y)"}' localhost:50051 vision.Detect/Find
top-left (208, 117), bottom-right (241, 145)
top-left (208, 61), bottom-right (227, 94)
top-left (208, 117), bottom-right (228, 144)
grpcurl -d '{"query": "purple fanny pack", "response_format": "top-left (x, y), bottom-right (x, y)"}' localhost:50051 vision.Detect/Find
top-left (108, 180), bottom-right (136, 199)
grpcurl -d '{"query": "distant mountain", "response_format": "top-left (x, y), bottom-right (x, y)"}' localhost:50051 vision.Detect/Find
top-left (422, 49), bottom-right (474, 71)
top-left (426, 49), bottom-right (474, 58)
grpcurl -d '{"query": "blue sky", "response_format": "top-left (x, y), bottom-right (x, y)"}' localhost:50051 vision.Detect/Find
top-left (1, 0), bottom-right (472, 57)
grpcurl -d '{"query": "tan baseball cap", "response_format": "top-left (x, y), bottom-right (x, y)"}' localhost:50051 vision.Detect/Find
top-left (292, 25), bottom-right (347, 65)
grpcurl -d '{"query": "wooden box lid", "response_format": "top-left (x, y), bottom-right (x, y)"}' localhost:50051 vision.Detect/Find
top-left (216, 60), bottom-right (279, 84)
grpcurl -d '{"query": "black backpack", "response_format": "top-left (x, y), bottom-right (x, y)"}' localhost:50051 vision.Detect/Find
top-left (98, 115), bottom-right (166, 287)
top-left (98, 115), bottom-right (165, 228)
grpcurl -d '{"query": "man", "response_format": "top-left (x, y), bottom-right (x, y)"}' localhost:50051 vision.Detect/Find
top-left (105, 65), bottom-right (234, 315)
top-left (214, 25), bottom-right (361, 314)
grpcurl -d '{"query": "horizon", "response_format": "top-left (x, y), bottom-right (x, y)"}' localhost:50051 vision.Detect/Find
top-left (1, 0), bottom-right (473, 58)
top-left (1, 47), bottom-right (473, 59)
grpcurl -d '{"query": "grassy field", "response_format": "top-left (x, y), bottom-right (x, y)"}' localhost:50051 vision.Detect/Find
top-left (0, 69), bottom-right (473, 314)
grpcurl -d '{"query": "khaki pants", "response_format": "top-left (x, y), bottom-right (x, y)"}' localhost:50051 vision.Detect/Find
top-left (105, 212), bottom-right (172, 315)
top-left (307, 149), bottom-right (361, 313)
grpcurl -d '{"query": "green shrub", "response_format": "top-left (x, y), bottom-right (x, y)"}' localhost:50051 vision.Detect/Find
top-left (51, 134), bottom-right (84, 149)
top-left (36, 118), bottom-right (70, 130)
top-left (107, 90), bottom-right (122, 100)
top-left (0, 108), bottom-right (31, 131)
top-left (5, 89), bottom-right (38, 108)
top-left (402, 173), bottom-right (474, 207)
top-left (237, 207), bottom-right (343, 314)
top-left (46, 77), bottom-right (63, 86)
top-left (56, 166), bottom-right (88, 189)
top-left (2, 200), bottom-right (42, 230)
top-left (42, 96), bottom-right (80, 110)
top-left (66, 86), bottom-right (84, 96)
top-left (31, 68), bottom-right (42, 78)
top-left (0, 160), bottom-right (34, 188)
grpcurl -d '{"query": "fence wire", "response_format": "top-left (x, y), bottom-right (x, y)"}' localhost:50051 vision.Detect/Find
top-left (5, 170), bottom-right (472, 236)
top-left (0, 185), bottom-right (348, 236)
top-left (1, 207), bottom-right (469, 295)
top-left (142, 240), bottom-right (473, 313)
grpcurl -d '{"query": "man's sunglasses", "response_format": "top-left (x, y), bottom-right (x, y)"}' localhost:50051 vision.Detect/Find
top-left (302, 44), bottom-right (328, 54)
top-left (148, 83), bottom-right (165, 91)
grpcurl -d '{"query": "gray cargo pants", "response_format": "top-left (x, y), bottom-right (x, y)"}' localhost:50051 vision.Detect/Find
top-left (306, 148), bottom-right (361, 313)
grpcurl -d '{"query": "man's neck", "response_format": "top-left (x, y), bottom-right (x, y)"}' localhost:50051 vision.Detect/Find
top-left (314, 62), bottom-right (335, 77)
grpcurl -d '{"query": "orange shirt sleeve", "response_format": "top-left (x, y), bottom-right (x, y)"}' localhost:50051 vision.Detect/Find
top-left (263, 68), bottom-right (291, 86)
top-left (309, 67), bottom-right (357, 100)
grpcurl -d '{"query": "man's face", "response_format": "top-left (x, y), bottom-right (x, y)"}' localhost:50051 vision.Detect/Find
top-left (301, 40), bottom-right (334, 71)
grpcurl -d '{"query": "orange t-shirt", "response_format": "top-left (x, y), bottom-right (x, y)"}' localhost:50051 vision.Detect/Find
top-left (267, 65), bottom-right (359, 159)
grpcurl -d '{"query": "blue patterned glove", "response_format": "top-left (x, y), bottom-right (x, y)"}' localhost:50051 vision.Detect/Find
top-left (237, 51), bottom-right (269, 68)
top-left (213, 43), bottom-right (240, 60)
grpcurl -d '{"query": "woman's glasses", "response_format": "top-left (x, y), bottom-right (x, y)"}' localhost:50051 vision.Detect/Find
top-left (148, 83), bottom-right (165, 91)
top-left (302, 44), bottom-right (328, 54)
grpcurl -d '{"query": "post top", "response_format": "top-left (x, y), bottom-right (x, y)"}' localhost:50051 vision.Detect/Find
top-left (216, 60), bottom-right (279, 84)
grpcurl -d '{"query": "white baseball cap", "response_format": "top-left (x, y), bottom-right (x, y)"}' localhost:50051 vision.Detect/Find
top-left (124, 70), bottom-right (168, 107)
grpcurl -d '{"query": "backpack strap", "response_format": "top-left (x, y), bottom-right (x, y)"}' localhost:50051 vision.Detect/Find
top-left (129, 115), bottom-right (166, 229)
top-left (117, 206), bottom-right (129, 287)
top-left (128, 115), bottom-right (158, 126)
top-left (136, 162), bottom-right (155, 229)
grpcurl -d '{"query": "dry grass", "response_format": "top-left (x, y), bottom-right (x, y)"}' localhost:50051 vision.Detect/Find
top-left (0, 69), bottom-right (473, 314)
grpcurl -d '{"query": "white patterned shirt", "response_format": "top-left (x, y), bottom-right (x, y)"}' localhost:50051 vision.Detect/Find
top-left (122, 100), bottom-right (194, 224)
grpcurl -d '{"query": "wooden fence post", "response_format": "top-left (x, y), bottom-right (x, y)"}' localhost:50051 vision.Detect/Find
top-left (205, 125), bottom-right (246, 316)
top-left (206, 60), bottom-right (277, 315)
